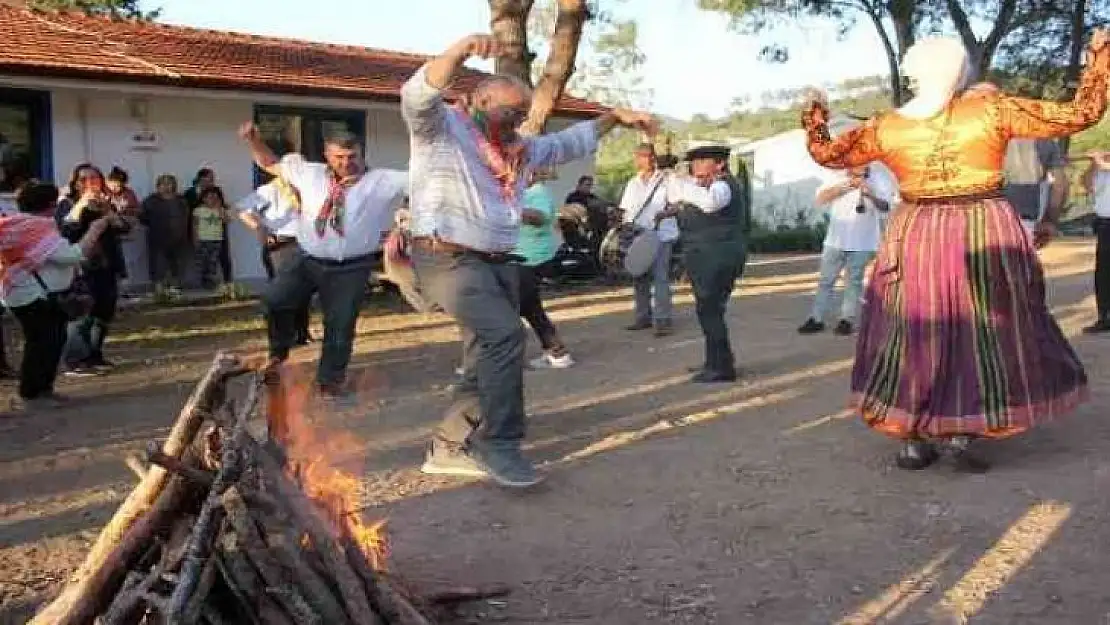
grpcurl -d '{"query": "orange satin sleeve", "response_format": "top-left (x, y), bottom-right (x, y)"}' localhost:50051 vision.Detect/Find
top-left (800, 103), bottom-right (883, 169)
top-left (1000, 43), bottom-right (1110, 139)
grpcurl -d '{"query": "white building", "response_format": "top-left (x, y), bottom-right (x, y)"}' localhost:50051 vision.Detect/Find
top-left (737, 116), bottom-right (896, 228)
top-left (0, 6), bottom-right (605, 287)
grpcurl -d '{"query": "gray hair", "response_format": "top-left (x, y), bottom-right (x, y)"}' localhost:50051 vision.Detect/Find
top-left (324, 130), bottom-right (361, 150)
top-left (474, 74), bottom-right (533, 99)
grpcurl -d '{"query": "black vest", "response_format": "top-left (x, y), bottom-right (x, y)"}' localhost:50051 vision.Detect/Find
top-left (677, 173), bottom-right (750, 244)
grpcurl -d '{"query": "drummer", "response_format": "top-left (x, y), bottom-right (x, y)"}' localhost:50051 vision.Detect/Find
top-left (618, 142), bottom-right (679, 336)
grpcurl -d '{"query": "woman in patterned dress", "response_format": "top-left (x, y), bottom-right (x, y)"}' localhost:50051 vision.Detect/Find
top-left (800, 31), bottom-right (1110, 472)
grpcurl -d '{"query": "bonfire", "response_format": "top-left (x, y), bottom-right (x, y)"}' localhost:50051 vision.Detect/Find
top-left (28, 353), bottom-right (506, 625)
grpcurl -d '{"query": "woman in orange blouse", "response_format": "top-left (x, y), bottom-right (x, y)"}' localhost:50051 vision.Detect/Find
top-left (800, 31), bottom-right (1109, 472)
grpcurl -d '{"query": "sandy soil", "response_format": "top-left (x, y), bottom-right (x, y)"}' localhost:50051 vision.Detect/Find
top-left (1, 241), bottom-right (1108, 625)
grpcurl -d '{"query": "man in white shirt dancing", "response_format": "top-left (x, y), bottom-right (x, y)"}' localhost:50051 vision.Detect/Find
top-left (1082, 150), bottom-right (1110, 333)
top-left (239, 126), bottom-right (407, 400)
top-left (798, 163), bottom-right (894, 336)
top-left (402, 33), bottom-right (657, 488)
top-left (619, 142), bottom-right (678, 336)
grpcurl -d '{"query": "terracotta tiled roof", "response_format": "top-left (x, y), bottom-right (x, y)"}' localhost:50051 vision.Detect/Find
top-left (0, 6), bottom-right (607, 118)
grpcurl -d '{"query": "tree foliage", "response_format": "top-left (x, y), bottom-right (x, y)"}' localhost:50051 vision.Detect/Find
top-left (27, 0), bottom-right (159, 19)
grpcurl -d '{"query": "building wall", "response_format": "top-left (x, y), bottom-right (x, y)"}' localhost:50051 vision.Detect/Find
top-left (25, 82), bottom-right (594, 288)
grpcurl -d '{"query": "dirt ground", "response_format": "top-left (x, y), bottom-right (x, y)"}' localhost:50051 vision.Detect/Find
top-left (1, 240), bottom-right (1108, 625)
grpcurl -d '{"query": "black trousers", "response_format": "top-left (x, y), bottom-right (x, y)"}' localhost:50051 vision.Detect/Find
top-left (264, 240), bottom-right (312, 342)
top-left (518, 261), bottom-right (563, 353)
top-left (685, 239), bottom-right (747, 375)
top-left (1096, 217), bottom-right (1110, 320)
top-left (63, 268), bottom-right (119, 366)
top-left (262, 247), bottom-right (372, 386)
top-left (11, 297), bottom-right (68, 399)
top-left (219, 224), bottom-right (233, 283)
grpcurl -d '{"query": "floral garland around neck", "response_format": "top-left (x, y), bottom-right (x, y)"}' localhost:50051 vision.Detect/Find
top-left (451, 104), bottom-right (526, 204)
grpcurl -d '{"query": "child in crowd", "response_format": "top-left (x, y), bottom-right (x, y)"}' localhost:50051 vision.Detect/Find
top-left (193, 186), bottom-right (228, 289)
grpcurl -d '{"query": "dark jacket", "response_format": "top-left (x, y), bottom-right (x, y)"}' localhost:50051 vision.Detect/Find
top-left (58, 198), bottom-right (131, 278)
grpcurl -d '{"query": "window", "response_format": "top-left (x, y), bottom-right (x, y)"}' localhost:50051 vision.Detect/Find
top-left (0, 88), bottom-right (52, 194)
top-left (253, 105), bottom-right (365, 184)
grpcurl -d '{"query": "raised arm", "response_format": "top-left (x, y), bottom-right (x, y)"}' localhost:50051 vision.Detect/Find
top-left (800, 98), bottom-right (883, 169)
top-left (237, 122), bottom-right (280, 174)
top-left (527, 108), bottom-right (658, 168)
top-left (1000, 31), bottom-right (1110, 139)
top-left (402, 35), bottom-right (501, 138)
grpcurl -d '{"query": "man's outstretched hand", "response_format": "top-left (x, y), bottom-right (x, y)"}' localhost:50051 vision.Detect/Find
top-left (613, 108), bottom-right (660, 136)
top-left (451, 34), bottom-right (503, 60)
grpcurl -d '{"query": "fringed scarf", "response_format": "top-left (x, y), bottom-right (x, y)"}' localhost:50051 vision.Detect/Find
top-left (314, 172), bottom-right (360, 237)
top-left (451, 104), bottom-right (526, 204)
top-left (0, 213), bottom-right (68, 299)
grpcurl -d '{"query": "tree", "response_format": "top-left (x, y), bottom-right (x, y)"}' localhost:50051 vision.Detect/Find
top-left (528, 0), bottom-right (651, 108)
top-left (26, 0), bottom-right (160, 19)
top-left (696, 0), bottom-right (928, 106)
top-left (489, 0), bottom-right (590, 134)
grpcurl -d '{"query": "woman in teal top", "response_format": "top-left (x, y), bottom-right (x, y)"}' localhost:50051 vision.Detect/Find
top-left (515, 168), bottom-right (574, 369)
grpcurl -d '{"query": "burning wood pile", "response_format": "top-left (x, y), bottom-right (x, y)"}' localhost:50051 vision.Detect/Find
top-left (30, 353), bottom-right (506, 625)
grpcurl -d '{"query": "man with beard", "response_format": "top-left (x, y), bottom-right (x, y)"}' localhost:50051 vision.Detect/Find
top-left (402, 33), bottom-right (657, 488)
top-left (663, 143), bottom-right (750, 383)
top-left (239, 126), bottom-right (407, 401)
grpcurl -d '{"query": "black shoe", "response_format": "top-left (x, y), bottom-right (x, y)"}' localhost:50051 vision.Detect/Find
top-left (86, 355), bottom-right (116, 372)
top-left (797, 318), bottom-right (825, 334)
top-left (654, 322), bottom-right (674, 337)
top-left (833, 319), bottom-right (854, 336)
top-left (626, 320), bottom-right (653, 331)
top-left (692, 369), bottom-right (737, 384)
top-left (295, 333), bottom-right (315, 346)
top-left (942, 436), bottom-right (990, 473)
top-left (1083, 318), bottom-right (1110, 334)
top-left (470, 447), bottom-right (544, 489)
top-left (895, 440), bottom-right (939, 470)
top-left (64, 364), bottom-right (100, 378)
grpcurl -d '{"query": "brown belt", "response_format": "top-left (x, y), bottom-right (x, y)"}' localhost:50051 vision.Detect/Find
top-left (411, 236), bottom-right (522, 264)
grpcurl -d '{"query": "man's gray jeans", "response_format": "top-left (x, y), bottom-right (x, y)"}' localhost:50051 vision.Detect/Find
top-left (412, 247), bottom-right (526, 454)
top-left (633, 240), bottom-right (674, 325)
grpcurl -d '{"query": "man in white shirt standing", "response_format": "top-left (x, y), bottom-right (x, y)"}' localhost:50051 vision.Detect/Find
top-left (798, 164), bottom-right (893, 336)
top-left (236, 177), bottom-right (313, 346)
top-left (619, 142), bottom-right (678, 336)
top-left (401, 33), bottom-right (656, 488)
top-left (1082, 150), bottom-right (1110, 333)
top-left (238, 126), bottom-right (407, 401)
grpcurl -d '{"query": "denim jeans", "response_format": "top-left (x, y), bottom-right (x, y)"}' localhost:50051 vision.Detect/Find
top-left (632, 240), bottom-right (674, 325)
top-left (810, 246), bottom-right (875, 322)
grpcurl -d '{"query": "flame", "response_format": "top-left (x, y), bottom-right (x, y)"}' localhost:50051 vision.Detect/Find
top-left (267, 366), bottom-right (389, 570)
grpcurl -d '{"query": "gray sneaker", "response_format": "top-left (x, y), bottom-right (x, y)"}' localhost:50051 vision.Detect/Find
top-left (420, 442), bottom-right (489, 478)
top-left (471, 448), bottom-right (544, 489)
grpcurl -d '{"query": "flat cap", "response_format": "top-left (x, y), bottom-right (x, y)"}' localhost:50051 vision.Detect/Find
top-left (684, 141), bottom-right (731, 161)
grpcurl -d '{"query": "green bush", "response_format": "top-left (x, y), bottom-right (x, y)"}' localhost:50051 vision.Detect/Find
top-left (747, 225), bottom-right (826, 254)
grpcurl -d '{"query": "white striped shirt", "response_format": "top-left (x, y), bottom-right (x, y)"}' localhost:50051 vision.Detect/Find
top-left (401, 64), bottom-right (600, 252)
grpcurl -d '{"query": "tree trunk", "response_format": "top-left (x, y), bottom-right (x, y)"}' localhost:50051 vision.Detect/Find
top-left (1061, 0), bottom-right (1089, 152)
top-left (865, 9), bottom-right (905, 107)
top-left (888, 0), bottom-right (917, 106)
top-left (490, 0), bottom-right (537, 87)
top-left (520, 0), bottom-right (589, 135)
top-left (946, 0), bottom-right (1017, 80)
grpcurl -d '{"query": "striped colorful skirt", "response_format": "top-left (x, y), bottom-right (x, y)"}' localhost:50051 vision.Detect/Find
top-left (851, 195), bottom-right (1088, 440)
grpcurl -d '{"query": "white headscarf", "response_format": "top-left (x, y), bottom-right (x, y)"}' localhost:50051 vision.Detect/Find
top-left (899, 37), bottom-right (974, 120)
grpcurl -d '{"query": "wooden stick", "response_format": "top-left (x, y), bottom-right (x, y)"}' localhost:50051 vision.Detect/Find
top-left (211, 553), bottom-right (263, 625)
top-left (214, 534), bottom-right (292, 625)
top-left (181, 557), bottom-right (218, 625)
top-left (124, 455), bottom-right (146, 480)
top-left (97, 570), bottom-right (143, 625)
top-left (262, 525), bottom-right (352, 625)
top-left (32, 353), bottom-right (244, 625)
top-left (424, 583), bottom-right (512, 605)
top-left (343, 539), bottom-right (431, 625)
top-left (167, 375), bottom-right (263, 622)
top-left (145, 444), bottom-right (216, 488)
top-left (221, 489), bottom-right (320, 625)
top-left (253, 450), bottom-right (382, 625)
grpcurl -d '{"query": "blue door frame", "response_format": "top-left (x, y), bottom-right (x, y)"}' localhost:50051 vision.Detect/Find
top-left (0, 86), bottom-right (53, 190)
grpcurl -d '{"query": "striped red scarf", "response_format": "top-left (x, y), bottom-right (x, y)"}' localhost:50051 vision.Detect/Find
top-left (315, 172), bottom-right (361, 237)
top-left (451, 105), bottom-right (526, 203)
top-left (0, 213), bottom-right (68, 298)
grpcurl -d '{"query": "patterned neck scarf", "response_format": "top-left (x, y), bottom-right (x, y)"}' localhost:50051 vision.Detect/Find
top-left (315, 171), bottom-right (360, 237)
top-left (451, 104), bottom-right (526, 203)
top-left (0, 213), bottom-right (68, 298)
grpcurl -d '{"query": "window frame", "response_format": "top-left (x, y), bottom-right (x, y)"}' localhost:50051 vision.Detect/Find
top-left (251, 104), bottom-right (366, 186)
top-left (0, 86), bottom-right (53, 191)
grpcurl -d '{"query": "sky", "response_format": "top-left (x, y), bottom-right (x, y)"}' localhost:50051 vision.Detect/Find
top-left (152, 0), bottom-right (893, 120)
